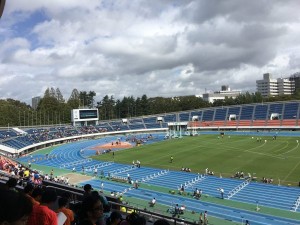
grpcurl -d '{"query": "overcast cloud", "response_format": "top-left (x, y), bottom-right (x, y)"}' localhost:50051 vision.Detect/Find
top-left (0, 0), bottom-right (300, 105)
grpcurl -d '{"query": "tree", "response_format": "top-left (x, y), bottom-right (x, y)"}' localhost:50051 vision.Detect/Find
top-left (67, 88), bottom-right (80, 109)
top-left (55, 88), bottom-right (65, 103)
top-left (80, 91), bottom-right (96, 108)
top-left (97, 95), bottom-right (115, 120)
top-left (141, 94), bottom-right (149, 116)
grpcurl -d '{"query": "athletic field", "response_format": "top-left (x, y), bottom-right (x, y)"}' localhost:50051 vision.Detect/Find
top-left (92, 134), bottom-right (300, 186)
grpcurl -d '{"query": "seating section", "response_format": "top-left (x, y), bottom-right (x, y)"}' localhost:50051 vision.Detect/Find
top-left (254, 104), bottom-right (268, 120)
top-left (179, 112), bottom-right (190, 121)
top-left (163, 114), bottom-right (176, 123)
top-left (214, 108), bottom-right (227, 121)
top-left (129, 118), bottom-right (143, 124)
top-left (143, 117), bottom-right (157, 124)
top-left (283, 102), bottom-right (299, 119)
top-left (2, 101), bottom-right (300, 150)
top-left (269, 103), bottom-right (284, 119)
top-left (240, 106), bottom-right (254, 120)
top-left (202, 110), bottom-right (214, 122)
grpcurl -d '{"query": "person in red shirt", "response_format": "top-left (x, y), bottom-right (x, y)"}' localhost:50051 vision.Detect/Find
top-left (26, 189), bottom-right (58, 225)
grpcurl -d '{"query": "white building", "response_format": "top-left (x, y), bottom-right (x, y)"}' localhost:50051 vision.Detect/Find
top-left (256, 73), bottom-right (294, 97)
top-left (202, 85), bottom-right (241, 103)
top-left (31, 96), bottom-right (41, 110)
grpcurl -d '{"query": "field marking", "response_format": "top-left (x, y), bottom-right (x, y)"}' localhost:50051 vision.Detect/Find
top-left (244, 149), bottom-right (285, 159)
top-left (188, 137), bottom-right (288, 160)
top-left (278, 143), bottom-right (299, 156)
top-left (273, 141), bottom-right (289, 153)
top-left (203, 138), bottom-right (291, 159)
top-left (282, 159), bottom-right (300, 182)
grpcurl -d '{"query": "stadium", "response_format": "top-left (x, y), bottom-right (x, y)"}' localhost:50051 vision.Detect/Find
top-left (1, 100), bottom-right (300, 225)
top-left (0, 0), bottom-right (300, 225)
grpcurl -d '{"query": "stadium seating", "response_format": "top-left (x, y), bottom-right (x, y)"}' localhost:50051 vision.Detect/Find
top-left (179, 112), bottom-right (190, 121)
top-left (214, 108), bottom-right (227, 121)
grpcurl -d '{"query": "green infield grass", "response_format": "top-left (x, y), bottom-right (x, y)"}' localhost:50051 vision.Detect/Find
top-left (92, 134), bottom-right (300, 186)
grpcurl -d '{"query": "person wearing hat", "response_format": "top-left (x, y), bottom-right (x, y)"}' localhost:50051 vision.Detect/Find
top-left (83, 184), bottom-right (93, 199)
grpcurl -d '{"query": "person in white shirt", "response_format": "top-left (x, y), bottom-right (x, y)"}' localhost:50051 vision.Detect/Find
top-left (149, 197), bottom-right (156, 207)
top-left (219, 188), bottom-right (224, 199)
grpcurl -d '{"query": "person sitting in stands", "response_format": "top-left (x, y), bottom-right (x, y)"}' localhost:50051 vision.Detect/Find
top-left (83, 184), bottom-right (93, 199)
top-left (154, 219), bottom-right (170, 225)
top-left (77, 194), bottom-right (104, 225)
top-left (56, 197), bottom-right (74, 225)
top-left (0, 190), bottom-right (33, 225)
top-left (106, 211), bottom-right (123, 225)
top-left (26, 189), bottom-right (58, 225)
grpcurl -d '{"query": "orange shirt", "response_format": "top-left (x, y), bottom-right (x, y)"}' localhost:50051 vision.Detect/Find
top-left (27, 204), bottom-right (58, 225)
top-left (56, 207), bottom-right (74, 225)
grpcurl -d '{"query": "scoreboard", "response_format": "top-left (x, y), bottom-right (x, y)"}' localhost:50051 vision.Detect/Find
top-left (71, 109), bottom-right (99, 126)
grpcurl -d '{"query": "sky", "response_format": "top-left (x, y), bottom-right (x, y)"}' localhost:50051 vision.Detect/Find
top-left (1, 0), bottom-right (300, 105)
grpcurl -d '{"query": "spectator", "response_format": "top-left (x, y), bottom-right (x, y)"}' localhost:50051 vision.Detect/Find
top-left (106, 211), bottom-right (123, 225)
top-left (26, 189), bottom-right (58, 225)
top-left (24, 183), bottom-right (40, 206)
top-left (31, 187), bottom-right (43, 204)
top-left (4, 177), bottom-right (18, 191)
top-left (78, 195), bottom-right (103, 225)
top-left (56, 197), bottom-right (74, 225)
top-left (120, 212), bottom-right (139, 225)
top-left (0, 190), bottom-right (33, 225)
top-left (131, 215), bottom-right (146, 225)
top-left (154, 219), bottom-right (170, 225)
top-left (83, 184), bottom-right (93, 199)
top-left (90, 190), bottom-right (111, 224)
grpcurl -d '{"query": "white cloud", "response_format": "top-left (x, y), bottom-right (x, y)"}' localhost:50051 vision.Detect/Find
top-left (0, 0), bottom-right (300, 104)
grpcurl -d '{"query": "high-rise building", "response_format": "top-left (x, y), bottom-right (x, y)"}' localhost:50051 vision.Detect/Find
top-left (32, 96), bottom-right (41, 110)
top-left (256, 73), bottom-right (294, 97)
top-left (289, 72), bottom-right (300, 93)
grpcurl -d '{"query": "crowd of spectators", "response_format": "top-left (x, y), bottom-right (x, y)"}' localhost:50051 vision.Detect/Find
top-left (0, 125), bottom-right (113, 150)
top-left (0, 175), bottom-right (174, 225)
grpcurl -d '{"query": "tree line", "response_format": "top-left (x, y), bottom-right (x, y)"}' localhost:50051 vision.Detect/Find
top-left (1, 87), bottom-right (300, 127)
